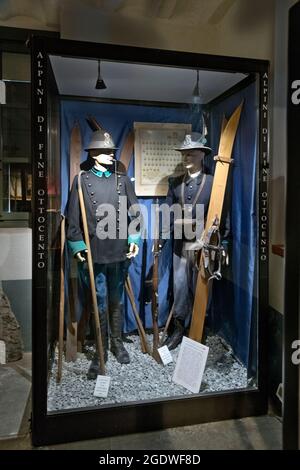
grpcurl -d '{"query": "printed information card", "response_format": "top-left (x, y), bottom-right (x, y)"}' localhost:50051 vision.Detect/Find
top-left (158, 345), bottom-right (173, 365)
top-left (172, 336), bottom-right (209, 393)
top-left (93, 375), bottom-right (111, 398)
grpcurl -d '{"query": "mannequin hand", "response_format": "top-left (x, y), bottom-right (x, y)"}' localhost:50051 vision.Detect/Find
top-left (76, 250), bottom-right (88, 262)
top-left (196, 230), bottom-right (205, 249)
top-left (127, 243), bottom-right (139, 259)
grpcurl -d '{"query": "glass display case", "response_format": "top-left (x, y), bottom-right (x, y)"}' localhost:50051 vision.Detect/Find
top-left (31, 36), bottom-right (269, 446)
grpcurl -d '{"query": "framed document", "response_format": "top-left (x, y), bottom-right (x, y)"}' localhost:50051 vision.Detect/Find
top-left (134, 122), bottom-right (192, 196)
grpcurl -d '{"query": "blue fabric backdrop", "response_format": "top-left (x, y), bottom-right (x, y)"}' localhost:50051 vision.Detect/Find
top-left (61, 101), bottom-right (200, 332)
top-left (208, 82), bottom-right (258, 366)
top-left (61, 84), bottom-right (258, 366)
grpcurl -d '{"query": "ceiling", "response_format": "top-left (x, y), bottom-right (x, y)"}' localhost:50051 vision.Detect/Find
top-left (0, 0), bottom-right (238, 30)
top-left (49, 55), bottom-right (247, 104)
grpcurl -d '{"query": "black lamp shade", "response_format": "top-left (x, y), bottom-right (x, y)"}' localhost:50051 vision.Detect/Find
top-left (95, 60), bottom-right (107, 90)
top-left (95, 78), bottom-right (107, 90)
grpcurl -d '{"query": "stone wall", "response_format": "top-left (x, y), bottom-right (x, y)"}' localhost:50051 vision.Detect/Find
top-left (0, 288), bottom-right (23, 362)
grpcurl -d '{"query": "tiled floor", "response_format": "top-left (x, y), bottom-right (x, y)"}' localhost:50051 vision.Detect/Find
top-left (0, 354), bottom-right (282, 450)
top-left (0, 353), bottom-right (31, 440)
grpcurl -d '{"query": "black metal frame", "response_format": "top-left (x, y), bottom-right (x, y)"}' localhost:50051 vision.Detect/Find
top-left (31, 35), bottom-right (269, 446)
top-left (284, 1), bottom-right (300, 451)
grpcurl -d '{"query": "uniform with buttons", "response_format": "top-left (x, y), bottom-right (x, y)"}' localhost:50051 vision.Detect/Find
top-left (66, 169), bottom-right (141, 264)
top-left (163, 172), bottom-right (213, 255)
top-left (162, 171), bottom-right (230, 332)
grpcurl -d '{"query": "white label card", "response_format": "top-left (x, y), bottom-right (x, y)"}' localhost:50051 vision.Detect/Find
top-left (0, 340), bottom-right (6, 364)
top-left (93, 375), bottom-right (111, 398)
top-left (172, 336), bottom-right (209, 393)
top-left (158, 345), bottom-right (173, 365)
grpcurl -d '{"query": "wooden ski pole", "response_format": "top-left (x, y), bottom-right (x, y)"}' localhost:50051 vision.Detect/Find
top-left (78, 171), bottom-right (106, 375)
top-left (159, 304), bottom-right (174, 347)
top-left (125, 277), bottom-right (152, 355)
top-left (57, 215), bottom-right (65, 383)
top-left (66, 121), bottom-right (82, 362)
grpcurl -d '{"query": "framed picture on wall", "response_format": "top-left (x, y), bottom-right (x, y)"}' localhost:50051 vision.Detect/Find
top-left (134, 122), bottom-right (191, 196)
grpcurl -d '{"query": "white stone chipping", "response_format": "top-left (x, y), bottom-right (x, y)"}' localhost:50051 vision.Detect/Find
top-left (47, 334), bottom-right (251, 412)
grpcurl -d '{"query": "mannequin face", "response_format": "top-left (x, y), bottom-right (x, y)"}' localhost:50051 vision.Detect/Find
top-left (181, 149), bottom-right (205, 173)
top-left (90, 149), bottom-right (114, 167)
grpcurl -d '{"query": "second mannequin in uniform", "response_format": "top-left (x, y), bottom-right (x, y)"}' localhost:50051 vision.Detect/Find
top-left (161, 132), bottom-right (229, 350)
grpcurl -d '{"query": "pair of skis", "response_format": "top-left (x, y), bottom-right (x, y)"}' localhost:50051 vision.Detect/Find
top-left (189, 102), bottom-right (243, 341)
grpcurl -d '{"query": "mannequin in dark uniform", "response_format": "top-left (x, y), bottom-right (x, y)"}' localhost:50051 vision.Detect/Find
top-left (161, 132), bottom-right (229, 350)
top-left (66, 128), bottom-right (141, 378)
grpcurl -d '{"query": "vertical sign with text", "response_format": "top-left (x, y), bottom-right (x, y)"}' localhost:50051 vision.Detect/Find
top-left (32, 46), bottom-right (48, 289)
top-left (31, 38), bottom-right (49, 426)
top-left (260, 70), bottom-right (269, 267)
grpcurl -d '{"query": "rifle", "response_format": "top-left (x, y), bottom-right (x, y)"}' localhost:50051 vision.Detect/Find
top-left (152, 200), bottom-right (162, 363)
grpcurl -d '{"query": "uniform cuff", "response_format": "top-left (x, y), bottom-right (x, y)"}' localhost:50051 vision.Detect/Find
top-left (68, 240), bottom-right (87, 257)
top-left (128, 233), bottom-right (141, 245)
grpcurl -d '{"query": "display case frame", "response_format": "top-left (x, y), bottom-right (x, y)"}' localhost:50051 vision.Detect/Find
top-left (284, 1), bottom-right (300, 451)
top-left (31, 35), bottom-right (269, 446)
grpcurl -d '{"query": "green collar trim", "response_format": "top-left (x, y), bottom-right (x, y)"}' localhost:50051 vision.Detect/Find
top-left (91, 167), bottom-right (112, 178)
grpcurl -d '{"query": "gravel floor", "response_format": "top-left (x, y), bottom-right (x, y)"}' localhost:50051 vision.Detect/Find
top-left (47, 334), bottom-right (250, 412)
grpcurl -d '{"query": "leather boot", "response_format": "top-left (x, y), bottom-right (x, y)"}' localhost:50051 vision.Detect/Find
top-left (164, 318), bottom-right (185, 351)
top-left (109, 304), bottom-right (130, 364)
top-left (87, 312), bottom-right (108, 380)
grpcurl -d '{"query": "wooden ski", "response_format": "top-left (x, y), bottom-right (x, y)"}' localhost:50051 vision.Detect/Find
top-left (189, 102), bottom-right (243, 342)
top-left (69, 121), bottom-right (82, 189)
top-left (120, 130), bottom-right (134, 171)
top-left (66, 121), bottom-right (83, 361)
